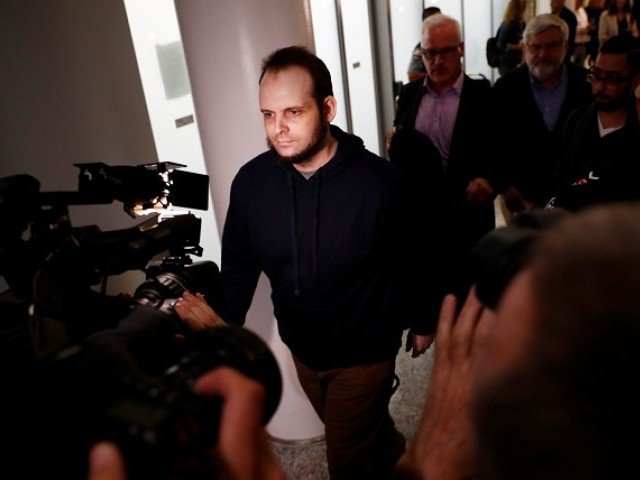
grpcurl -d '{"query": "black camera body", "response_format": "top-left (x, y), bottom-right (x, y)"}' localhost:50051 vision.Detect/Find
top-left (471, 208), bottom-right (568, 309)
top-left (41, 320), bottom-right (282, 479)
top-left (133, 255), bottom-right (224, 319)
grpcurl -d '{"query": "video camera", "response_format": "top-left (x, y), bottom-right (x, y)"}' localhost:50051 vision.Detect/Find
top-left (0, 163), bottom-right (282, 479)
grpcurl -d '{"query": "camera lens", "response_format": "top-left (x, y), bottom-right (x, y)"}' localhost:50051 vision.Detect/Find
top-left (132, 259), bottom-right (222, 316)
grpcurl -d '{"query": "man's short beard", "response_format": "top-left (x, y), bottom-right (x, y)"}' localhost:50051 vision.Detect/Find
top-left (594, 93), bottom-right (631, 113)
top-left (529, 61), bottom-right (561, 83)
top-left (267, 119), bottom-right (329, 166)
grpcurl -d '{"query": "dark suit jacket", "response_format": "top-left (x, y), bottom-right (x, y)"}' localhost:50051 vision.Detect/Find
top-left (493, 63), bottom-right (592, 205)
top-left (389, 75), bottom-right (496, 298)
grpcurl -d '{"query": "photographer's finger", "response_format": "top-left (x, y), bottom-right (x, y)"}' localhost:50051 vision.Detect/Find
top-left (452, 286), bottom-right (484, 357)
top-left (434, 294), bottom-right (457, 362)
top-left (195, 367), bottom-right (265, 443)
top-left (88, 442), bottom-right (126, 480)
top-left (472, 306), bottom-right (497, 360)
top-left (173, 301), bottom-right (208, 331)
top-left (195, 368), bottom-right (270, 478)
top-left (191, 293), bottom-right (224, 326)
top-left (182, 292), bottom-right (223, 327)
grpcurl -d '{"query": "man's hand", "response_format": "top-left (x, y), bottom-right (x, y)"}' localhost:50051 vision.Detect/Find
top-left (385, 126), bottom-right (397, 152)
top-left (405, 332), bottom-right (435, 358)
top-left (173, 291), bottom-right (225, 332)
top-left (395, 288), bottom-right (495, 480)
top-left (502, 186), bottom-right (536, 215)
top-left (466, 178), bottom-right (494, 204)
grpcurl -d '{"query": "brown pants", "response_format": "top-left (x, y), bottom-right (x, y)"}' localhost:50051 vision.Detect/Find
top-left (293, 357), bottom-right (405, 480)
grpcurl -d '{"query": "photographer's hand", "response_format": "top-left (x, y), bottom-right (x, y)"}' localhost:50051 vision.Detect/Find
top-left (87, 368), bottom-right (285, 480)
top-left (174, 291), bottom-right (225, 331)
top-left (194, 367), bottom-right (287, 480)
top-left (394, 288), bottom-right (495, 480)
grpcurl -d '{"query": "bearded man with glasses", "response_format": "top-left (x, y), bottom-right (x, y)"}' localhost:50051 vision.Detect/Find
top-left (549, 34), bottom-right (640, 211)
top-left (493, 13), bottom-right (592, 216)
top-left (388, 13), bottom-right (497, 311)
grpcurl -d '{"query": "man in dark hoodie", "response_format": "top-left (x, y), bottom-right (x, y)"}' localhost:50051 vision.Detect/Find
top-left (175, 46), bottom-right (436, 479)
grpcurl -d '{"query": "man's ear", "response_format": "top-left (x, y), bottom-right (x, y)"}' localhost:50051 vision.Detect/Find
top-left (459, 41), bottom-right (465, 58)
top-left (323, 96), bottom-right (337, 123)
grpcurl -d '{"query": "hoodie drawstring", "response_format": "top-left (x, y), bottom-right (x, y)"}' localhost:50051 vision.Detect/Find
top-left (312, 176), bottom-right (320, 280)
top-left (286, 170), bottom-right (301, 297)
top-left (287, 168), bottom-right (322, 297)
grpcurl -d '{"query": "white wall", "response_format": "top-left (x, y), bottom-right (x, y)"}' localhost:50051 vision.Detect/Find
top-left (429, 0), bottom-right (463, 23)
top-left (310, 0), bottom-right (382, 155)
top-left (463, 0), bottom-right (493, 78)
top-left (538, 0), bottom-right (552, 14)
top-left (309, 0), bottom-right (349, 131)
top-left (390, 0), bottom-right (424, 84)
top-left (340, 0), bottom-right (382, 155)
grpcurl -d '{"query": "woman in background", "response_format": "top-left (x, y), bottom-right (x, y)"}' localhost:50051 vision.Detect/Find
top-left (497, 0), bottom-right (526, 77)
top-left (573, 0), bottom-right (594, 66)
top-left (586, 0), bottom-right (606, 64)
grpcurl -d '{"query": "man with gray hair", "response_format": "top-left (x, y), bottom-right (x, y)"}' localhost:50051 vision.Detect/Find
top-left (389, 14), bottom-right (496, 306)
top-left (493, 13), bottom-right (591, 215)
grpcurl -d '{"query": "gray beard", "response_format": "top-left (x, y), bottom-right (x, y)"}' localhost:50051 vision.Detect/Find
top-left (529, 62), bottom-right (561, 83)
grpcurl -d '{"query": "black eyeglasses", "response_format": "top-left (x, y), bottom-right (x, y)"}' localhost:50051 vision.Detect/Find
top-left (420, 44), bottom-right (461, 61)
top-left (587, 66), bottom-right (631, 86)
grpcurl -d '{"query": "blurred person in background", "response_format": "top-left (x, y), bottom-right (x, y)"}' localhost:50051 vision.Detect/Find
top-left (599, 0), bottom-right (637, 45)
top-left (573, 0), bottom-right (595, 66)
top-left (586, 0), bottom-right (607, 65)
top-left (496, 0), bottom-right (526, 76)
top-left (551, 0), bottom-right (578, 59)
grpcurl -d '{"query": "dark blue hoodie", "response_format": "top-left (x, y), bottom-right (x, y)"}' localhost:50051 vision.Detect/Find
top-left (220, 126), bottom-right (435, 370)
